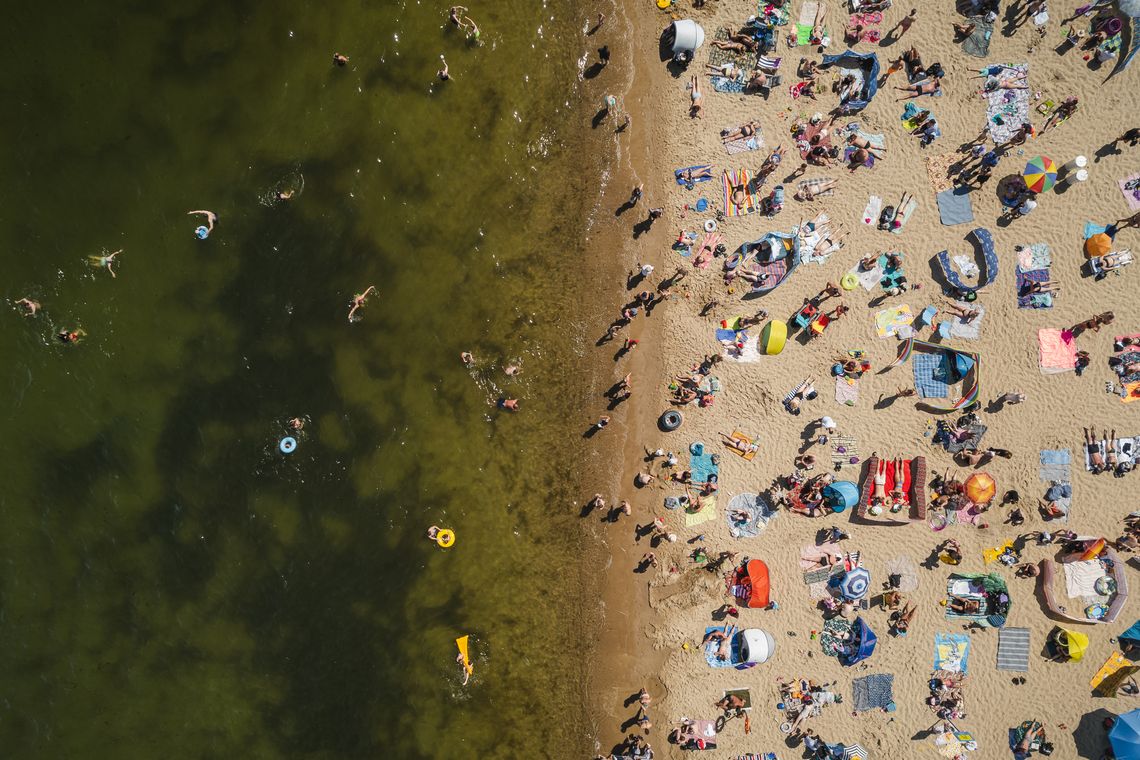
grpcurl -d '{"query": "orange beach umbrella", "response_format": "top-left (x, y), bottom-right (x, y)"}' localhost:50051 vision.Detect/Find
top-left (965, 472), bottom-right (996, 504)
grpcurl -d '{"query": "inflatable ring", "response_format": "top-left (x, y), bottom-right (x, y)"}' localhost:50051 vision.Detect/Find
top-left (279, 436), bottom-right (297, 454)
top-left (436, 529), bottom-right (456, 548)
top-left (704, 219), bottom-right (717, 233)
top-left (840, 273), bottom-right (858, 291)
top-left (195, 226), bottom-right (210, 240)
top-left (659, 410), bottom-right (683, 432)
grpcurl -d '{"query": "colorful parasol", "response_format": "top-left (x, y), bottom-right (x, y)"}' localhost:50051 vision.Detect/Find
top-left (965, 472), bottom-right (996, 504)
top-left (1023, 155), bottom-right (1057, 193)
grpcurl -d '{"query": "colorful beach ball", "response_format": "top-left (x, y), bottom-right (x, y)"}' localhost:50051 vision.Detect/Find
top-left (1022, 155), bottom-right (1057, 193)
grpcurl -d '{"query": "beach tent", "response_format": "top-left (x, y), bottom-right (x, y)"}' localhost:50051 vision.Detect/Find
top-left (887, 338), bottom-right (981, 412)
top-left (839, 617), bottom-right (877, 666)
top-left (823, 481), bottom-right (859, 512)
top-left (734, 559), bottom-right (771, 609)
top-left (936, 228), bottom-right (998, 297)
top-left (1047, 626), bottom-right (1090, 662)
top-left (666, 19), bottom-right (705, 63)
top-left (760, 320), bottom-right (787, 355)
top-left (1090, 0), bottom-right (1140, 79)
top-left (821, 50), bottom-right (880, 113)
top-left (1110, 709), bottom-right (1140, 760)
top-left (1122, 620), bottom-right (1140, 649)
top-left (737, 628), bottom-right (776, 667)
top-left (1040, 542), bottom-right (1129, 625)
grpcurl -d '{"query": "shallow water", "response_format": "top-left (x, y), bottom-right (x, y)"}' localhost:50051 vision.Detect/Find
top-left (0, 1), bottom-right (620, 755)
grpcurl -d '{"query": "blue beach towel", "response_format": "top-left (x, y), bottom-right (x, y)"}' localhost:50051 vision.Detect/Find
top-left (934, 633), bottom-right (971, 674)
top-left (1084, 221), bottom-right (1109, 239)
top-left (937, 188), bottom-right (974, 226)
top-left (716, 328), bottom-right (739, 342)
top-left (690, 441), bottom-right (719, 485)
top-left (712, 75), bottom-right (746, 93)
top-left (913, 352), bottom-right (950, 398)
top-left (1039, 449), bottom-right (1072, 481)
top-left (703, 626), bottom-right (737, 668)
top-left (676, 165), bottom-right (714, 186)
top-left (852, 674), bottom-right (894, 712)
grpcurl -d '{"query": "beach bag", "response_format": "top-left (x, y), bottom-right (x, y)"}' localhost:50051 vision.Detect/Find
top-left (878, 206), bottom-right (895, 229)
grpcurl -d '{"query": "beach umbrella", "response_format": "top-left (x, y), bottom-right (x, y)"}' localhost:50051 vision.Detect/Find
top-left (1022, 155), bottom-right (1057, 193)
top-left (1086, 232), bottom-right (1114, 258)
top-left (965, 473), bottom-right (996, 504)
top-left (841, 744), bottom-right (869, 760)
top-left (840, 567), bottom-right (871, 600)
top-left (1110, 709), bottom-right (1140, 760)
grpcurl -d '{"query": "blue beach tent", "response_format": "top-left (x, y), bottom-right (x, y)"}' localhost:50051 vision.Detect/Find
top-left (821, 51), bottom-right (880, 113)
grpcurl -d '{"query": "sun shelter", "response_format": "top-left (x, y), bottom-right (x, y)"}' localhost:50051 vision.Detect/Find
top-left (888, 338), bottom-right (980, 411)
top-left (666, 19), bottom-right (705, 63)
top-left (1122, 620), bottom-right (1140, 650)
top-left (738, 628), bottom-right (776, 667)
top-left (731, 559), bottom-right (771, 609)
top-left (839, 617), bottom-right (877, 666)
top-left (1090, 0), bottom-right (1140, 78)
top-left (965, 472), bottom-right (996, 504)
top-left (760, 320), bottom-right (787, 355)
top-left (936, 228), bottom-right (998, 297)
top-left (1110, 709), bottom-right (1140, 759)
top-left (822, 481), bottom-right (859, 513)
top-left (1039, 540), bottom-right (1129, 624)
top-left (822, 50), bottom-right (880, 113)
top-left (1046, 626), bottom-right (1089, 662)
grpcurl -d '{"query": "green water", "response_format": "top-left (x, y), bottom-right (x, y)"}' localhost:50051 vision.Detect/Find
top-left (0, 1), bottom-right (619, 756)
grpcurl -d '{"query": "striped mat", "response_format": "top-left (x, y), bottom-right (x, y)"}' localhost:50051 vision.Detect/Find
top-left (996, 627), bottom-right (1030, 672)
top-left (723, 169), bottom-right (757, 217)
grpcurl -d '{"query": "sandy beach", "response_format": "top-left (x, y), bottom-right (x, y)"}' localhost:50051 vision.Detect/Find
top-left (588, 0), bottom-right (1140, 758)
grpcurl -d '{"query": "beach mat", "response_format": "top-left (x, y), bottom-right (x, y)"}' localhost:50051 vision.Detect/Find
top-left (1016, 266), bottom-right (1052, 309)
top-left (945, 303), bottom-right (984, 340)
top-left (704, 626), bottom-right (738, 668)
top-left (962, 16), bottom-right (993, 57)
top-left (686, 494), bottom-right (718, 527)
top-left (889, 197), bottom-right (918, 235)
top-left (830, 435), bottom-right (860, 470)
top-left (861, 195), bottom-right (882, 225)
top-left (875, 304), bottom-right (914, 338)
top-left (1120, 174), bottom-right (1140, 211)
top-left (723, 169), bottom-right (757, 217)
top-left (913, 352), bottom-right (950, 398)
top-left (996, 627), bottom-right (1030, 672)
top-left (852, 674), bottom-right (894, 712)
top-left (708, 28), bottom-right (759, 73)
top-left (985, 63), bottom-right (1029, 145)
top-left (676, 165), bottom-right (714, 186)
top-left (726, 493), bottom-right (771, 538)
top-left (1038, 328), bottom-right (1077, 374)
top-left (1039, 449), bottom-right (1072, 482)
top-left (934, 633), bottom-right (971, 674)
top-left (835, 376), bottom-right (860, 406)
top-left (936, 188), bottom-right (974, 226)
top-left (798, 176), bottom-right (836, 200)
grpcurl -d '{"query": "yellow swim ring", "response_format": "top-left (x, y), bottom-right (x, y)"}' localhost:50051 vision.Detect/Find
top-left (840, 273), bottom-right (858, 291)
top-left (657, 0), bottom-right (672, 7)
top-left (436, 529), bottom-right (456, 548)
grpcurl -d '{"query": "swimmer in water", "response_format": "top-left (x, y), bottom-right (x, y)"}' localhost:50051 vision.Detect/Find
top-left (87, 249), bottom-right (122, 278)
top-left (504, 364), bottom-right (520, 376)
top-left (57, 328), bottom-right (86, 344)
top-left (348, 285), bottom-right (377, 322)
top-left (438, 55), bottom-right (450, 81)
top-left (464, 16), bottom-right (481, 42)
top-left (333, 53), bottom-right (349, 66)
top-left (14, 297), bottom-right (40, 316)
top-left (427, 525), bottom-right (441, 541)
top-left (457, 650), bottom-right (471, 685)
top-left (187, 209), bottom-right (217, 238)
top-left (276, 189), bottom-right (294, 201)
top-left (449, 5), bottom-right (467, 26)
top-left (461, 351), bottom-right (473, 364)
top-left (499, 398), bottom-right (519, 411)
top-left (289, 417), bottom-right (305, 431)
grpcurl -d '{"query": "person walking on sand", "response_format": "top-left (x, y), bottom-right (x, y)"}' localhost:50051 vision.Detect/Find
top-left (14, 297), bottom-right (40, 316)
top-left (87, 249), bottom-right (122, 278)
top-left (890, 8), bottom-right (918, 39)
top-left (590, 12), bottom-right (605, 34)
top-left (348, 285), bottom-right (377, 322)
top-left (594, 415), bottom-right (611, 431)
top-left (630, 183), bottom-right (644, 205)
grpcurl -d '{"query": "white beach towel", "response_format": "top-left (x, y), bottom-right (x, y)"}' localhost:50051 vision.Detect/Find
top-left (862, 195), bottom-right (882, 225)
top-left (849, 262), bottom-right (884, 291)
top-left (723, 334), bottom-right (761, 362)
top-left (1064, 560), bottom-right (1106, 598)
top-left (946, 303), bottom-right (985, 340)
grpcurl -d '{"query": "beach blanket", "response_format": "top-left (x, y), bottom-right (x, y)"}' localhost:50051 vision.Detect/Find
top-left (962, 16), bottom-right (993, 58)
top-left (708, 28), bottom-right (759, 73)
top-left (1038, 328), bottom-right (1077, 374)
top-left (848, 261), bottom-right (884, 291)
top-left (996, 627), bottom-right (1031, 672)
top-left (724, 334), bottom-right (761, 362)
top-left (726, 493), bottom-right (771, 538)
top-left (884, 555), bottom-right (919, 592)
top-left (725, 133), bottom-right (764, 155)
top-left (945, 303), bottom-right (984, 340)
top-left (798, 176), bottom-right (836, 200)
top-left (943, 423), bottom-right (987, 455)
top-left (704, 626), bottom-right (738, 668)
top-left (690, 442), bottom-right (719, 485)
top-left (1064, 560), bottom-right (1105, 598)
top-left (875, 304), bottom-right (914, 338)
top-left (686, 494), bottom-right (718, 527)
top-left (913, 352), bottom-right (949, 398)
top-left (676, 165), bottom-right (715, 186)
top-left (924, 153), bottom-right (956, 195)
top-left (890, 197), bottom-right (918, 235)
top-left (724, 431), bottom-right (759, 461)
top-left (1039, 449), bottom-right (1072, 482)
top-left (711, 75), bottom-right (747, 94)
top-left (723, 169), bottom-right (757, 217)
top-left (820, 616), bottom-right (854, 659)
top-left (1016, 267), bottom-right (1052, 309)
top-left (936, 188), bottom-right (974, 226)
top-left (835, 376), bottom-right (859, 406)
top-left (1119, 174), bottom-right (1140, 211)
top-left (796, 1), bottom-right (818, 44)
top-left (861, 195), bottom-right (881, 225)
top-left (984, 63), bottom-right (1029, 145)
top-left (934, 633), bottom-right (971, 674)
top-left (830, 434), bottom-right (860, 470)
top-left (1017, 242), bottom-right (1052, 271)
top-left (852, 674), bottom-right (894, 712)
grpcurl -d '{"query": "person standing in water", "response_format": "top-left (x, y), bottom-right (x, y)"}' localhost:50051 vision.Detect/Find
top-left (437, 55), bottom-right (450, 80)
top-left (87, 249), bottom-right (122, 278)
top-left (333, 53), bottom-right (349, 66)
top-left (348, 285), bottom-right (377, 322)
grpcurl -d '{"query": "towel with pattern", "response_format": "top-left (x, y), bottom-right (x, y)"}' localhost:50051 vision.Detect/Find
top-left (875, 304), bottom-right (914, 338)
top-left (1119, 173), bottom-right (1140, 211)
top-left (852, 674), bottom-right (894, 712)
top-left (934, 633), bottom-right (971, 674)
top-left (984, 63), bottom-right (1030, 145)
top-left (913, 352), bottom-right (950, 398)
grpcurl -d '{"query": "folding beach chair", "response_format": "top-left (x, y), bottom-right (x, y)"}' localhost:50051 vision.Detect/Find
top-left (757, 74), bottom-right (781, 97)
top-left (757, 55), bottom-right (782, 72)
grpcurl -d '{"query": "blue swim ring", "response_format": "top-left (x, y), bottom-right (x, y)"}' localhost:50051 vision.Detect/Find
top-left (279, 436), bottom-right (297, 454)
top-left (695, 198), bottom-right (709, 212)
top-left (195, 226), bottom-right (210, 239)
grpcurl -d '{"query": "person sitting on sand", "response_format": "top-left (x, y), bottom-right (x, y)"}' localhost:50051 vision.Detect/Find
top-left (715, 693), bottom-right (746, 713)
top-left (674, 387), bottom-right (698, 404)
top-left (1016, 562), bottom-right (1040, 578)
top-left (947, 595), bottom-right (981, 614)
top-left (721, 121), bottom-right (760, 142)
top-left (892, 602), bottom-right (917, 634)
top-left (794, 178), bottom-right (840, 201)
top-left (703, 625), bottom-right (736, 661)
top-left (941, 538), bottom-right (963, 565)
top-left (636, 471), bottom-right (655, 487)
top-left (902, 46), bottom-right (925, 79)
top-left (895, 77), bottom-right (941, 100)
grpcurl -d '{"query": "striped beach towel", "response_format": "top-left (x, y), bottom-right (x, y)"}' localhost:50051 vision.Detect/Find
top-left (724, 169), bottom-right (757, 216)
top-left (1039, 449), bottom-right (1072, 482)
top-left (996, 627), bottom-right (1030, 672)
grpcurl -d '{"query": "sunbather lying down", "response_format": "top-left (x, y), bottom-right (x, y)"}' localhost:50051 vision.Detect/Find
top-left (722, 120), bottom-right (760, 142)
top-left (1099, 250), bottom-right (1134, 270)
top-left (678, 166), bottom-right (713, 184)
top-left (719, 432), bottom-right (757, 453)
top-left (794, 178), bottom-right (840, 201)
top-left (947, 595), bottom-right (981, 614)
top-left (895, 77), bottom-right (941, 100)
top-left (703, 625), bottom-right (736, 660)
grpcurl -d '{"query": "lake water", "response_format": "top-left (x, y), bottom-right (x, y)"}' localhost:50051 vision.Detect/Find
top-left (0, 0), bottom-right (622, 755)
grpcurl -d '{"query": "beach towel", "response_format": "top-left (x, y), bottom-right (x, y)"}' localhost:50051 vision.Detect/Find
top-left (884, 555), bottom-right (919, 593)
top-left (830, 434), bottom-right (860, 470)
top-left (686, 494), bottom-right (718, 527)
top-left (795, 1), bottom-right (818, 44)
top-left (962, 16), bottom-right (993, 57)
top-left (936, 188), bottom-right (974, 226)
top-left (889, 197), bottom-right (918, 235)
top-left (725, 133), bottom-right (764, 155)
top-left (1064, 560), bottom-right (1105, 598)
top-left (1038, 328), bottom-right (1077, 374)
top-left (1119, 174), bottom-right (1140, 211)
top-left (724, 431), bottom-right (759, 461)
top-left (985, 63), bottom-right (1029, 145)
top-left (1039, 449), bottom-right (1072, 482)
top-left (722, 688), bottom-right (752, 711)
top-left (861, 195), bottom-right (881, 225)
top-left (913, 352), bottom-right (950, 398)
top-left (690, 441), bottom-right (719, 484)
top-left (848, 261), bottom-right (884, 291)
top-left (803, 565), bottom-right (838, 584)
top-left (676, 165), bottom-right (714, 186)
top-left (1017, 242), bottom-right (1052, 271)
top-left (945, 303), bottom-right (984, 340)
top-left (819, 616), bottom-right (854, 659)
top-left (943, 423), bottom-right (987, 455)
top-left (723, 169), bottom-right (757, 217)
top-left (726, 493), bottom-right (772, 538)
top-left (797, 176), bottom-right (836, 200)
top-left (716, 328), bottom-right (739, 342)
top-left (835, 375), bottom-right (859, 405)
top-left (704, 626), bottom-right (738, 668)
top-left (875, 304), bottom-right (914, 338)
top-left (852, 674), bottom-right (894, 712)
top-left (1092, 651), bottom-right (1140, 696)
top-left (996, 627), bottom-right (1031, 672)
top-left (724, 334), bottom-right (761, 362)
top-left (934, 633), bottom-right (971, 674)
top-left (711, 75), bottom-right (746, 93)
top-left (1085, 220), bottom-right (1109, 240)
top-left (1016, 266), bottom-right (1052, 309)
top-left (708, 28), bottom-right (759, 73)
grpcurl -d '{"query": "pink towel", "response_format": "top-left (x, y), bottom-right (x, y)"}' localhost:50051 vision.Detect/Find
top-left (1119, 175), bottom-right (1140, 212)
top-left (1038, 328), bottom-right (1077, 373)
